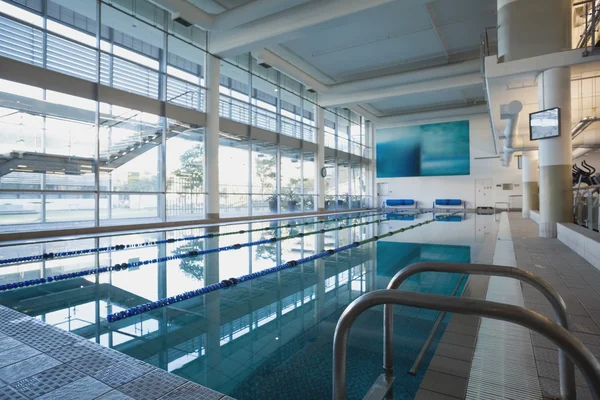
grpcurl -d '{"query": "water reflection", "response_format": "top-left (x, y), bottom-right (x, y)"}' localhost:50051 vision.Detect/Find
top-left (0, 213), bottom-right (487, 399)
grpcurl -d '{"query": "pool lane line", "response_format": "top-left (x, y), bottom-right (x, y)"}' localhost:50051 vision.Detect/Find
top-left (0, 211), bottom-right (421, 292)
top-left (106, 212), bottom-right (457, 323)
top-left (0, 211), bottom-right (385, 266)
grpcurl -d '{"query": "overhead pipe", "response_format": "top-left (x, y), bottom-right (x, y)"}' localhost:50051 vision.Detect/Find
top-left (149, 0), bottom-right (310, 31)
top-left (500, 100), bottom-right (523, 167)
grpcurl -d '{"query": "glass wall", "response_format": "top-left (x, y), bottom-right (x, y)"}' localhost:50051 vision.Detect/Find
top-left (251, 140), bottom-right (277, 215)
top-left (166, 121), bottom-right (205, 220)
top-left (0, 0), bottom-right (372, 232)
top-left (219, 134), bottom-right (250, 217)
top-left (280, 147), bottom-right (302, 213)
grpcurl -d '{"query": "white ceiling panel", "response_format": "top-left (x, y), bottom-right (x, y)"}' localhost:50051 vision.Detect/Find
top-left (428, 0), bottom-right (496, 26)
top-left (438, 17), bottom-right (497, 54)
top-left (285, 29), bottom-right (444, 79)
top-left (280, 1), bottom-right (440, 79)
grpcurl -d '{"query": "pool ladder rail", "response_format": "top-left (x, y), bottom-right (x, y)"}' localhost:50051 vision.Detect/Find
top-left (332, 262), bottom-right (600, 400)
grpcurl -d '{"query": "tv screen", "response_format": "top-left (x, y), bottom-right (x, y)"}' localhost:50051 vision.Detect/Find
top-left (530, 107), bottom-right (560, 141)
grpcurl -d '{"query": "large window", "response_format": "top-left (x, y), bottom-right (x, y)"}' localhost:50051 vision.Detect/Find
top-left (251, 140), bottom-right (277, 215)
top-left (219, 134), bottom-right (250, 217)
top-left (166, 121), bottom-right (204, 220)
top-left (99, 104), bottom-right (162, 224)
top-left (0, 0), bottom-right (373, 232)
top-left (280, 147), bottom-right (302, 213)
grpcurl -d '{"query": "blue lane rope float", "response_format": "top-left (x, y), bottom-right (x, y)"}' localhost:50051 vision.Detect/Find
top-left (106, 212), bottom-right (457, 323)
top-left (0, 212), bottom-right (416, 292)
top-left (0, 211), bottom-right (385, 266)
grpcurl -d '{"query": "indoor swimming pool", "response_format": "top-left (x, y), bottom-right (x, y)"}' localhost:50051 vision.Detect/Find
top-left (0, 211), bottom-right (495, 399)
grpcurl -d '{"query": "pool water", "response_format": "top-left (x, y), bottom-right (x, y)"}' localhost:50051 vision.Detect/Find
top-left (0, 212), bottom-right (483, 399)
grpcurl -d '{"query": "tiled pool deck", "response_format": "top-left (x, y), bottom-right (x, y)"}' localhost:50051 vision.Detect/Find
top-left (0, 306), bottom-right (231, 400)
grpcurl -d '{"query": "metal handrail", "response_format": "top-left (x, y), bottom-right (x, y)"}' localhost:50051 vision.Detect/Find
top-left (333, 290), bottom-right (600, 400)
top-left (384, 262), bottom-right (575, 400)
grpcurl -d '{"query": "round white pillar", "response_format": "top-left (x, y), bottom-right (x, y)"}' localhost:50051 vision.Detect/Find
top-left (497, 0), bottom-right (571, 62)
top-left (377, 182), bottom-right (389, 209)
top-left (521, 150), bottom-right (539, 218)
top-left (538, 67), bottom-right (572, 238)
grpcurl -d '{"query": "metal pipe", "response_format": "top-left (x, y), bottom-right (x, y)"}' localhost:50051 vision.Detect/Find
top-left (408, 274), bottom-right (466, 375)
top-left (334, 290), bottom-right (600, 400)
top-left (384, 262), bottom-right (575, 400)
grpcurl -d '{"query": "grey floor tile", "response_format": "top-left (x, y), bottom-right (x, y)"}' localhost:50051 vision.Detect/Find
top-left (35, 376), bottom-right (111, 400)
top-left (46, 341), bottom-right (101, 363)
top-left (448, 314), bottom-right (480, 327)
top-left (0, 354), bottom-right (60, 384)
top-left (158, 381), bottom-right (224, 400)
top-left (439, 332), bottom-right (476, 348)
top-left (117, 369), bottom-right (187, 400)
top-left (444, 322), bottom-right (478, 337)
top-left (414, 389), bottom-right (459, 400)
top-left (428, 355), bottom-right (471, 379)
top-left (10, 363), bottom-right (85, 399)
top-left (0, 344), bottom-right (40, 369)
top-left (0, 386), bottom-right (27, 400)
top-left (68, 351), bottom-right (120, 375)
top-left (96, 391), bottom-right (136, 400)
top-left (91, 360), bottom-right (155, 388)
top-left (0, 336), bottom-right (23, 352)
top-left (539, 377), bottom-right (560, 399)
top-left (434, 342), bottom-right (474, 362)
top-left (420, 370), bottom-right (467, 399)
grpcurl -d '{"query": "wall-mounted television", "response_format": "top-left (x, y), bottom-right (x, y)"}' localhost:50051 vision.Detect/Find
top-left (529, 107), bottom-right (561, 141)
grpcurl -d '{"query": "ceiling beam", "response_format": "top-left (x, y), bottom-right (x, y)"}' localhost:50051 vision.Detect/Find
top-left (210, 0), bottom-right (405, 57)
top-left (319, 73), bottom-right (483, 107)
top-left (253, 48), bottom-right (481, 95)
top-left (377, 105), bottom-right (489, 128)
top-left (149, 0), bottom-right (310, 31)
top-left (425, 2), bottom-right (449, 60)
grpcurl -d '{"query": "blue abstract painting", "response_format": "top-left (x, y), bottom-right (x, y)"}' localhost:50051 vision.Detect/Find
top-left (376, 120), bottom-right (470, 178)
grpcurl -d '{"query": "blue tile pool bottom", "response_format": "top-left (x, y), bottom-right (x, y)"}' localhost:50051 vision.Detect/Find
top-left (219, 242), bottom-right (470, 400)
top-left (0, 215), bottom-right (471, 400)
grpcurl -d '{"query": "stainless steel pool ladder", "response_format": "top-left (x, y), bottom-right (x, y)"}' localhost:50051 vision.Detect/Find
top-left (386, 262), bottom-right (575, 400)
top-left (331, 262), bottom-right (599, 400)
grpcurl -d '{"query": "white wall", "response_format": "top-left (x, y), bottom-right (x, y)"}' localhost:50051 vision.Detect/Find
top-left (376, 114), bottom-right (523, 208)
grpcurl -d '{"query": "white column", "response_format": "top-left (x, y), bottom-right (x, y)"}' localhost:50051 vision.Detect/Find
top-left (317, 106), bottom-right (325, 211)
top-left (497, 0), bottom-right (571, 63)
top-left (521, 151), bottom-right (539, 219)
top-left (206, 54), bottom-right (220, 219)
top-left (538, 67), bottom-right (572, 238)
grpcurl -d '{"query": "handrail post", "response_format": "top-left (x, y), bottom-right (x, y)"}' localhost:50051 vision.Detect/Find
top-left (384, 262), bottom-right (576, 400)
top-left (334, 290), bottom-right (600, 400)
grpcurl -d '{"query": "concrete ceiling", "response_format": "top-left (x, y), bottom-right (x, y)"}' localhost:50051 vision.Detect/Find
top-left (172, 0), bottom-right (497, 119)
top-left (280, 0), bottom-right (496, 82)
top-left (186, 0), bottom-right (255, 14)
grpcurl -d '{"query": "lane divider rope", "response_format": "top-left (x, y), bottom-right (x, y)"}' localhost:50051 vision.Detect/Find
top-left (106, 212), bottom-right (457, 322)
top-left (0, 212), bottom-right (415, 292)
top-left (0, 211), bottom-right (384, 266)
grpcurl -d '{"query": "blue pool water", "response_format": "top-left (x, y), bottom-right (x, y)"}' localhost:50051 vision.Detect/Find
top-left (0, 212), bottom-right (480, 399)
